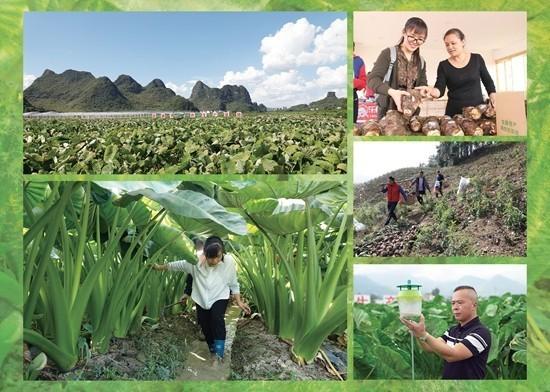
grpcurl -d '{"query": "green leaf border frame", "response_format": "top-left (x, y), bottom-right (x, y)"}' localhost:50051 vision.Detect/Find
top-left (0, 0), bottom-right (548, 391)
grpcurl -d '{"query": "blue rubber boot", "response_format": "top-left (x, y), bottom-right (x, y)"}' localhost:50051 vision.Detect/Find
top-left (208, 342), bottom-right (215, 353)
top-left (213, 339), bottom-right (225, 359)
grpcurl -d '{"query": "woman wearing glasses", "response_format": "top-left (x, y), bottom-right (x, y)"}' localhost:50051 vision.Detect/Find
top-left (421, 28), bottom-right (496, 116)
top-left (368, 17), bottom-right (429, 119)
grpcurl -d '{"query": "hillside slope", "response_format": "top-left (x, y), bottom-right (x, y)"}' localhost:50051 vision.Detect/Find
top-left (354, 143), bottom-right (526, 257)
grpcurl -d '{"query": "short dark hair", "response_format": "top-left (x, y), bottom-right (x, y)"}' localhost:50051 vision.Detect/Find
top-left (444, 28), bottom-right (465, 41)
top-left (389, 176), bottom-right (395, 181)
top-left (204, 236), bottom-right (224, 258)
top-left (454, 285), bottom-right (477, 293)
top-left (420, 170), bottom-right (424, 174)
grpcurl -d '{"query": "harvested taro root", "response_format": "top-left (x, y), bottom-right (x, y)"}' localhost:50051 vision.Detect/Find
top-left (476, 103), bottom-right (488, 116)
top-left (380, 110), bottom-right (411, 136)
top-left (409, 116), bottom-right (425, 133)
top-left (357, 120), bottom-right (382, 136)
top-left (440, 118), bottom-right (464, 136)
top-left (452, 114), bottom-right (465, 126)
top-left (479, 119), bottom-right (496, 135)
top-left (439, 115), bottom-right (453, 127)
top-left (463, 105), bottom-right (483, 120)
top-left (422, 116), bottom-right (441, 136)
top-left (461, 118), bottom-right (483, 136)
top-left (401, 89), bottom-right (423, 119)
top-left (484, 102), bottom-right (496, 118)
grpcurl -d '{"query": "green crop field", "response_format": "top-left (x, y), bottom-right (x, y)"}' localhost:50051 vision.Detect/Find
top-left (353, 294), bottom-right (527, 380)
top-left (23, 111), bottom-right (346, 175)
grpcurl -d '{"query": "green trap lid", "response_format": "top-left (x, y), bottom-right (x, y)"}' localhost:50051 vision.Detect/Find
top-left (397, 279), bottom-right (422, 291)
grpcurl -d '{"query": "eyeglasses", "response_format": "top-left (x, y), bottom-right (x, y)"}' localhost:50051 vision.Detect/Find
top-left (406, 35), bottom-right (425, 45)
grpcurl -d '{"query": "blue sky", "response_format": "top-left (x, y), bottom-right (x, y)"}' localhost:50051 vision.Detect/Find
top-left (24, 12), bottom-right (346, 107)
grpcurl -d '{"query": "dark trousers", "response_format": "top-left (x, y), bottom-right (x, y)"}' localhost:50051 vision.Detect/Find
top-left (353, 89), bottom-right (358, 123)
top-left (196, 299), bottom-right (228, 348)
top-left (436, 183), bottom-right (443, 198)
top-left (417, 190), bottom-right (426, 205)
top-left (385, 201), bottom-right (399, 225)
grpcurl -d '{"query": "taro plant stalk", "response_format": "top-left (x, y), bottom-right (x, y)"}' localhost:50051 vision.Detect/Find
top-left (23, 182), bottom-right (165, 369)
top-left (236, 198), bottom-right (348, 364)
top-left (23, 182), bottom-right (136, 370)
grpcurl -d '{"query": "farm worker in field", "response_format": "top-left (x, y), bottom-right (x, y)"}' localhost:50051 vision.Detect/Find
top-left (368, 17), bottom-right (430, 119)
top-left (400, 285), bottom-right (492, 379)
top-left (179, 237), bottom-right (204, 307)
top-left (410, 170), bottom-right (431, 205)
top-left (152, 236), bottom-right (251, 362)
top-left (434, 170), bottom-right (445, 198)
top-left (381, 176), bottom-right (408, 225)
top-left (457, 177), bottom-right (471, 196)
top-left (353, 42), bottom-right (367, 123)
top-left (418, 28), bottom-right (496, 116)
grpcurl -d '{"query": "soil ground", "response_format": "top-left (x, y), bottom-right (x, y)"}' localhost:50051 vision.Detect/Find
top-left (229, 318), bottom-right (346, 381)
top-left (35, 312), bottom-right (200, 380)
top-left (31, 308), bottom-right (344, 381)
top-left (176, 305), bottom-right (241, 380)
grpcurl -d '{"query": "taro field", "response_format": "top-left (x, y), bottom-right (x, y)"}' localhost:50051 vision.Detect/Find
top-left (24, 111), bottom-right (346, 174)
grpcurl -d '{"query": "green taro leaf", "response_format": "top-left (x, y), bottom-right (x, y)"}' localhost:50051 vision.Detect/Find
top-left (217, 179), bottom-right (342, 208)
top-left (243, 198), bottom-right (328, 235)
top-left (117, 188), bottom-right (247, 237)
top-left (512, 350), bottom-right (527, 365)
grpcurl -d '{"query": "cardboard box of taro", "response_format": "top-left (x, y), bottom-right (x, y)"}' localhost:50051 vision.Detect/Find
top-left (496, 91), bottom-right (526, 136)
top-left (357, 99), bottom-right (378, 122)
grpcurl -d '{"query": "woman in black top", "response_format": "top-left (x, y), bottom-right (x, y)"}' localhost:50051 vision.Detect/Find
top-left (422, 28), bottom-right (496, 116)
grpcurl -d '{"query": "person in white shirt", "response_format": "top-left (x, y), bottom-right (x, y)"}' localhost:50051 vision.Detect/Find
top-left (153, 236), bottom-right (251, 361)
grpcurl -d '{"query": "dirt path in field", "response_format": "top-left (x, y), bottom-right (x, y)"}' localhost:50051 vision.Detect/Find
top-left (176, 304), bottom-right (241, 381)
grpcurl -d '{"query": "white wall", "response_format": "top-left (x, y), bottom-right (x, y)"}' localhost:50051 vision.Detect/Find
top-left (354, 12), bottom-right (526, 97)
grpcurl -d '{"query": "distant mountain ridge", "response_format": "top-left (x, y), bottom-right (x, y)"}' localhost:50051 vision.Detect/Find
top-left (189, 80), bottom-right (266, 112)
top-left (24, 69), bottom-right (266, 113)
top-left (288, 91), bottom-right (346, 111)
top-left (355, 274), bottom-right (526, 298)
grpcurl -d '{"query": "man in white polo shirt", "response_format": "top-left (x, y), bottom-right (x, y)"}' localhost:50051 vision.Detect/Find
top-left (400, 285), bottom-right (491, 379)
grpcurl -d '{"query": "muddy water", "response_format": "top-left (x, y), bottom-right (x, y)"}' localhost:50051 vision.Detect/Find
top-left (176, 305), bottom-right (241, 380)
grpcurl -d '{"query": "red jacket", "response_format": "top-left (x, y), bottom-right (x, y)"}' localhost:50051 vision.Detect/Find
top-left (383, 182), bottom-right (406, 202)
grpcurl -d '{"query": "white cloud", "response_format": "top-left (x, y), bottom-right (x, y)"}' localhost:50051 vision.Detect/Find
top-left (260, 17), bottom-right (346, 71)
top-left (24, 74), bottom-right (37, 89)
top-left (297, 18), bottom-right (347, 66)
top-left (165, 80), bottom-right (197, 98)
top-left (252, 70), bottom-right (307, 107)
top-left (218, 66), bottom-right (265, 87)
top-left (218, 64), bottom-right (346, 108)
top-left (261, 18), bottom-right (319, 71)
top-left (307, 65), bottom-right (346, 92)
top-left (216, 17), bottom-right (347, 107)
